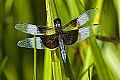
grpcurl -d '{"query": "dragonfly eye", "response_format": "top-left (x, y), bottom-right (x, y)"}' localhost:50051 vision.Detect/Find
top-left (54, 18), bottom-right (61, 25)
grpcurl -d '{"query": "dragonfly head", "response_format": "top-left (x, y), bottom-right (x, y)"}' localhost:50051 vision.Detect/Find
top-left (54, 18), bottom-right (62, 29)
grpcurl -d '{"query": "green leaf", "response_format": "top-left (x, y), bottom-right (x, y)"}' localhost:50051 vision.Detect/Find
top-left (43, 49), bottom-right (52, 80)
top-left (0, 0), bottom-right (4, 21)
top-left (33, 34), bottom-right (37, 80)
top-left (0, 56), bottom-right (8, 75)
top-left (89, 36), bottom-right (110, 80)
top-left (52, 61), bottom-right (62, 80)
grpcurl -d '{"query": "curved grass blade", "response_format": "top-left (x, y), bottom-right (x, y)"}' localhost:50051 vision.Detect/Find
top-left (89, 36), bottom-right (110, 80)
top-left (78, 64), bottom-right (94, 79)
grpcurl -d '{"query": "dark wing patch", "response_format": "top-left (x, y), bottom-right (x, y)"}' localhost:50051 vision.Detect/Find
top-left (40, 34), bottom-right (59, 49)
top-left (62, 30), bottom-right (78, 45)
top-left (38, 25), bottom-right (55, 35)
top-left (63, 19), bottom-right (77, 28)
top-left (62, 8), bottom-right (99, 31)
top-left (15, 23), bottom-right (55, 35)
top-left (62, 19), bottom-right (78, 31)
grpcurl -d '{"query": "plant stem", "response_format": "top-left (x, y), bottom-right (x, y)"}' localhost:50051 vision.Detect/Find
top-left (33, 34), bottom-right (37, 80)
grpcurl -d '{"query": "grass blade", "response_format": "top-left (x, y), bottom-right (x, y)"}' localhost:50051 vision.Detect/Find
top-left (52, 60), bottom-right (62, 80)
top-left (33, 34), bottom-right (37, 80)
top-left (89, 36), bottom-right (110, 80)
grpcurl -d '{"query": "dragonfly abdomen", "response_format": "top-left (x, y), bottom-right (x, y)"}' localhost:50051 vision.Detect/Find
top-left (58, 36), bottom-right (67, 62)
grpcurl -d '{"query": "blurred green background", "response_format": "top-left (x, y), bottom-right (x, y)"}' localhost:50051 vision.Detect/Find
top-left (0, 0), bottom-right (120, 80)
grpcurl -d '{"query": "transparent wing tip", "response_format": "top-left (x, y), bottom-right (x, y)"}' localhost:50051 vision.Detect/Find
top-left (89, 8), bottom-right (99, 13)
top-left (15, 23), bottom-right (26, 30)
top-left (91, 8), bottom-right (99, 11)
top-left (17, 37), bottom-right (45, 49)
top-left (17, 39), bottom-right (28, 48)
top-left (91, 24), bottom-right (102, 34)
top-left (15, 23), bottom-right (41, 35)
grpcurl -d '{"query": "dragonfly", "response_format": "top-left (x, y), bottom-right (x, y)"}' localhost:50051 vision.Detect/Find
top-left (15, 8), bottom-right (102, 62)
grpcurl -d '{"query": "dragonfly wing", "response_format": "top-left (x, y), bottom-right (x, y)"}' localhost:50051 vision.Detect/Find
top-left (77, 8), bottom-right (99, 27)
top-left (62, 30), bottom-right (78, 45)
top-left (15, 23), bottom-right (42, 35)
top-left (15, 23), bottom-right (55, 35)
top-left (62, 8), bottom-right (99, 31)
top-left (62, 24), bottom-right (101, 45)
top-left (40, 34), bottom-right (59, 49)
top-left (77, 24), bottom-right (102, 42)
top-left (17, 37), bottom-right (45, 49)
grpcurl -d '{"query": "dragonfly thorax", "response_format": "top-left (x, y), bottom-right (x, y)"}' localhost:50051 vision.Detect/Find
top-left (54, 18), bottom-right (62, 29)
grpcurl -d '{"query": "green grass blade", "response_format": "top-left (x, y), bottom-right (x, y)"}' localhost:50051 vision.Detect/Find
top-left (102, 42), bottom-right (120, 79)
top-left (78, 47), bottom-right (94, 80)
top-left (43, 49), bottom-right (52, 80)
top-left (33, 34), bottom-right (37, 80)
top-left (43, 0), bottom-right (56, 80)
top-left (0, 56), bottom-right (8, 75)
top-left (4, 0), bottom-right (13, 16)
top-left (63, 59), bottom-right (74, 80)
top-left (52, 61), bottom-right (62, 80)
top-left (89, 36), bottom-right (110, 80)
top-left (45, 0), bottom-right (74, 80)
top-left (0, 0), bottom-right (4, 21)
top-left (14, 0), bottom-right (33, 22)
top-left (113, 0), bottom-right (120, 36)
